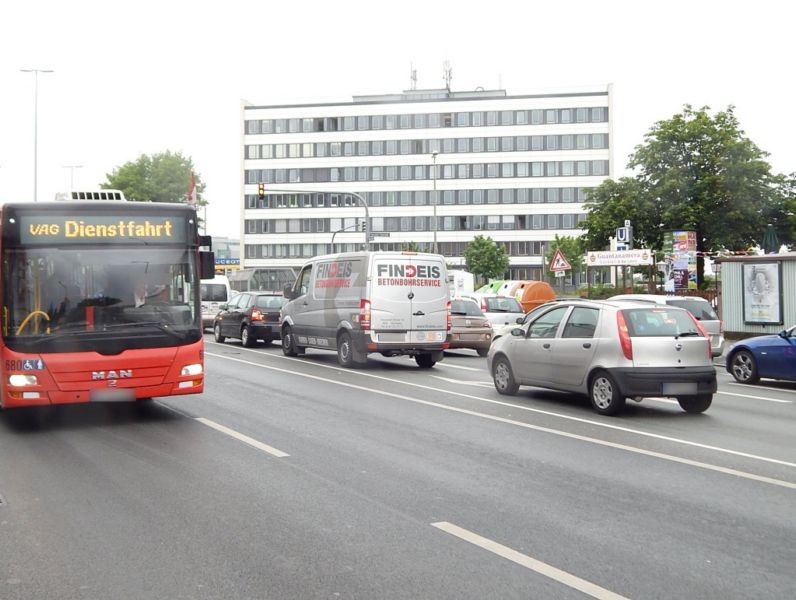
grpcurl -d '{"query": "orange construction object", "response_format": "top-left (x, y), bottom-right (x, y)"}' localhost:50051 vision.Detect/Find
top-left (514, 281), bottom-right (556, 312)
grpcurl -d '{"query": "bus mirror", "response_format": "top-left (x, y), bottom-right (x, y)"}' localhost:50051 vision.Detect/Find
top-left (199, 252), bottom-right (215, 279)
top-left (198, 235), bottom-right (212, 250)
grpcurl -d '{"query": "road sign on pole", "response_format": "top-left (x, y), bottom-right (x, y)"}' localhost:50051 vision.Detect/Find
top-left (550, 249), bottom-right (572, 272)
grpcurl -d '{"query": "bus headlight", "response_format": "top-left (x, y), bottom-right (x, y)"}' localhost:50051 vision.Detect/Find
top-left (9, 374), bottom-right (38, 386)
top-left (181, 364), bottom-right (203, 376)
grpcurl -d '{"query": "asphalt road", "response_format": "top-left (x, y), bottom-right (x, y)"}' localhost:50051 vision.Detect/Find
top-left (1, 337), bottom-right (794, 599)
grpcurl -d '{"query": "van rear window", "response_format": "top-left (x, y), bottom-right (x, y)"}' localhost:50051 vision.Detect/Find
top-left (622, 308), bottom-right (700, 337)
top-left (201, 284), bottom-right (228, 302)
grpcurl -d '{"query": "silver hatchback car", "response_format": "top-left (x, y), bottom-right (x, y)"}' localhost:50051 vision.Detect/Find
top-left (487, 299), bottom-right (717, 415)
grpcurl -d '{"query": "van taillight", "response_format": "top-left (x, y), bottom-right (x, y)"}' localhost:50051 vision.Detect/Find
top-left (616, 311), bottom-right (633, 360)
top-left (447, 300), bottom-right (452, 331)
top-left (360, 299), bottom-right (371, 331)
top-left (251, 309), bottom-right (263, 322)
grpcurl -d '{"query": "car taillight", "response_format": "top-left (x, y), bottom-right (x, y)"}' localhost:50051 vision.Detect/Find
top-left (616, 310), bottom-right (633, 361)
top-left (480, 300), bottom-right (487, 312)
top-left (360, 299), bottom-right (371, 331)
top-left (720, 320), bottom-right (724, 336)
top-left (251, 309), bottom-right (263, 322)
top-left (447, 300), bottom-right (452, 331)
top-left (687, 313), bottom-right (712, 359)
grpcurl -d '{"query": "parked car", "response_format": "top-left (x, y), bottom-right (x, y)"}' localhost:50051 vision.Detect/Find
top-left (449, 298), bottom-right (493, 356)
top-left (609, 294), bottom-right (725, 357)
top-left (725, 325), bottom-right (796, 384)
top-left (487, 299), bottom-right (717, 415)
top-left (213, 291), bottom-right (286, 347)
top-left (460, 293), bottom-right (525, 330)
top-left (200, 275), bottom-right (232, 331)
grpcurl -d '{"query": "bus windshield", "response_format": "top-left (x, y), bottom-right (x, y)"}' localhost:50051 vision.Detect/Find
top-left (2, 246), bottom-right (201, 354)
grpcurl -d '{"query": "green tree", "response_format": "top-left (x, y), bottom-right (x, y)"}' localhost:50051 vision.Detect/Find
top-left (462, 235), bottom-right (510, 285)
top-left (401, 241), bottom-right (423, 252)
top-left (102, 150), bottom-right (206, 206)
top-left (543, 235), bottom-right (585, 284)
top-left (582, 106), bottom-right (785, 281)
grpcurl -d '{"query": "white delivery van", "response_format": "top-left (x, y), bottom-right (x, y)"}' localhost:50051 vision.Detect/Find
top-left (200, 275), bottom-right (232, 330)
top-left (281, 251), bottom-right (450, 368)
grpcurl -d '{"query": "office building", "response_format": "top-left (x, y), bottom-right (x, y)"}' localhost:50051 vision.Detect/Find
top-left (241, 85), bottom-right (612, 283)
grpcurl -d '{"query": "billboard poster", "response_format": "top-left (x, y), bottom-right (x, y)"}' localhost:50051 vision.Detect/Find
top-left (664, 230), bottom-right (698, 291)
top-left (743, 262), bottom-right (783, 325)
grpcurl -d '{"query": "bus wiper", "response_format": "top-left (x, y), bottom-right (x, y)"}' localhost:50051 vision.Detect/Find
top-left (100, 321), bottom-right (188, 340)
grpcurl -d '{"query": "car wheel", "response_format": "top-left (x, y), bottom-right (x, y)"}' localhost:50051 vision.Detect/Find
top-left (589, 371), bottom-right (625, 416)
top-left (678, 394), bottom-right (712, 413)
top-left (415, 353), bottom-right (436, 368)
top-left (213, 322), bottom-right (226, 343)
top-left (476, 347), bottom-right (489, 357)
top-left (282, 325), bottom-right (300, 356)
top-left (241, 326), bottom-right (256, 348)
top-left (492, 356), bottom-right (519, 395)
top-left (729, 350), bottom-right (759, 384)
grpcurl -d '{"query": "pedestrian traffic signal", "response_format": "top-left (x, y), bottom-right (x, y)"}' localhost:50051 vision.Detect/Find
top-left (257, 183), bottom-right (265, 199)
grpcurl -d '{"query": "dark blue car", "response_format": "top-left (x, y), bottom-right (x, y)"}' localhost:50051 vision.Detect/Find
top-left (726, 326), bottom-right (796, 384)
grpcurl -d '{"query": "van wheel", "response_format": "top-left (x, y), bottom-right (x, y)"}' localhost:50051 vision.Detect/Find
top-left (415, 354), bottom-right (436, 369)
top-left (492, 356), bottom-right (519, 395)
top-left (213, 322), bottom-right (226, 343)
top-left (241, 326), bottom-right (256, 348)
top-left (589, 371), bottom-right (625, 416)
top-left (337, 332), bottom-right (365, 367)
top-left (678, 394), bottom-right (712, 413)
top-left (282, 325), bottom-right (302, 356)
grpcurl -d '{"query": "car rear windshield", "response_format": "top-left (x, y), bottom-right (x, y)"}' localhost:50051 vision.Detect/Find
top-left (666, 299), bottom-right (718, 320)
top-left (484, 297), bottom-right (523, 313)
top-left (451, 300), bottom-right (484, 316)
top-left (622, 308), bottom-right (701, 337)
top-left (255, 295), bottom-right (287, 309)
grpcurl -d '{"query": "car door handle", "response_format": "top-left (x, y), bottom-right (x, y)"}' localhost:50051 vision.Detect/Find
top-left (413, 311), bottom-right (425, 316)
top-left (583, 342), bottom-right (592, 348)
top-left (543, 343), bottom-right (551, 349)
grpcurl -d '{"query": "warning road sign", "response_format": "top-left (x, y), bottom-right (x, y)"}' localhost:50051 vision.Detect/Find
top-left (549, 249), bottom-right (572, 272)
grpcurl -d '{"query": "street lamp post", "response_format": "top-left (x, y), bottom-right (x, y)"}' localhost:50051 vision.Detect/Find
top-left (20, 68), bottom-right (53, 202)
top-left (432, 151), bottom-right (438, 254)
top-left (63, 164), bottom-right (83, 192)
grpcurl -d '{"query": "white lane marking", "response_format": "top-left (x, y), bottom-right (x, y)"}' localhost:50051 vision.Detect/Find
top-left (641, 398), bottom-right (679, 405)
top-left (433, 362), bottom-right (482, 372)
top-left (432, 375), bottom-right (494, 387)
top-left (206, 345), bottom-right (796, 470)
top-left (195, 417), bottom-right (290, 458)
top-left (727, 381), bottom-right (796, 394)
top-left (717, 390), bottom-right (793, 404)
top-left (205, 352), bottom-right (796, 489)
top-left (432, 522), bottom-right (629, 600)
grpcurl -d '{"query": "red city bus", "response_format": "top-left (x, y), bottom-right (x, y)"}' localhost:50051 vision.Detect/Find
top-left (0, 197), bottom-right (214, 409)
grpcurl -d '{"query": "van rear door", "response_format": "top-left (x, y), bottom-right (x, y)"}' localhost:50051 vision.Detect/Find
top-left (371, 255), bottom-right (448, 336)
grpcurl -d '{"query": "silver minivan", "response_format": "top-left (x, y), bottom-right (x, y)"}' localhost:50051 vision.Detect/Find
top-left (609, 294), bottom-right (724, 357)
top-left (281, 251), bottom-right (450, 368)
top-left (487, 299), bottom-right (717, 415)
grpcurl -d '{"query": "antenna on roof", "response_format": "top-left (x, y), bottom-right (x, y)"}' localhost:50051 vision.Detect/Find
top-left (443, 60), bottom-right (452, 91)
top-left (410, 63), bottom-right (417, 90)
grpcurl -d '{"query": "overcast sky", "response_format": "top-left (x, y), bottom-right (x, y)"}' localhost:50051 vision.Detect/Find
top-left (1, 0), bottom-right (793, 239)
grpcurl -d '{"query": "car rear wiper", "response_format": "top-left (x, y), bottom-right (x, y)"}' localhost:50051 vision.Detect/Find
top-left (675, 331), bottom-right (702, 337)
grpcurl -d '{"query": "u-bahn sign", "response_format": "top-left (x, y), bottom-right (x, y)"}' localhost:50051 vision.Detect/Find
top-left (586, 249), bottom-right (654, 267)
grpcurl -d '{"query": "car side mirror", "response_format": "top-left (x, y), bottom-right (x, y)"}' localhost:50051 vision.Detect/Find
top-left (283, 285), bottom-right (295, 300)
top-left (510, 328), bottom-right (525, 337)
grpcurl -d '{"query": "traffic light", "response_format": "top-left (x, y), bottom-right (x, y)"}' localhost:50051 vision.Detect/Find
top-left (257, 183), bottom-right (265, 199)
top-left (360, 220), bottom-right (367, 232)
